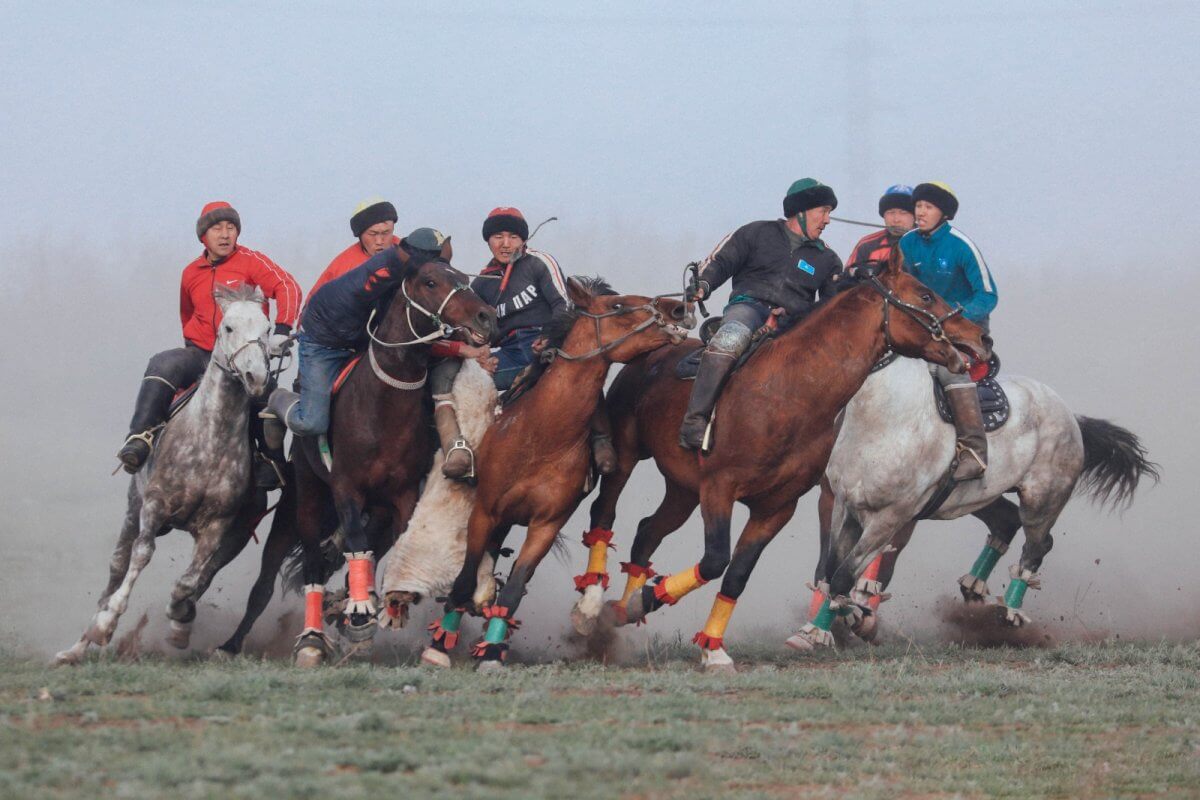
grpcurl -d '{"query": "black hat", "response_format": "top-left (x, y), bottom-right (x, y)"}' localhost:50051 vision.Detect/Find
top-left (481, 206), bottom-right (529, 241)
top-left (783, 178), bottom-right (838, 218)
top-left (878, 184), bottom-right (915, 217)
top-left (912, 182), bottom-right (958, 220)
top-left (350, 199), bottom-right (399, 238)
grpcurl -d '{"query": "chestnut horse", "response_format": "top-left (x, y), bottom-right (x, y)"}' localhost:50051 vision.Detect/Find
top-left (421, 277), bottom-right (688, 669)
top-left (218, 247), bottom-right (498, 665)
top-left (573, 254), bottom-right (990, 671)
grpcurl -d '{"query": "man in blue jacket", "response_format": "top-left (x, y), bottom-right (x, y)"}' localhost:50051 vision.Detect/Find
top-left (899, 182), bottom-right (997, 480)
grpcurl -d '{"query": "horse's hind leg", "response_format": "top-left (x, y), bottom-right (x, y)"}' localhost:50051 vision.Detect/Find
top-left (56, 498), bottom-right (169, 665)
top-left (1002, 487), bottom-right (1070, 626)
top-left (625, 482), bottom-right (732, 626)
top-left (218, 492), bottom-right (297, 655)
top-left (423, 506), bottom-right (497, 668)
top-left (692, 503), bottom-right (795, 672)
top-left (958, 496), bottom-right (1023, 603)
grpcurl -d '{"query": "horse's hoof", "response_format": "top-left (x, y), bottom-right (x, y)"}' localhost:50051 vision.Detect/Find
top-left (53, 643), bottom-right (87, 666)
top-left (294, 646), bottom-right (326, 668)
top-left (476, 658), bottom-right (505, 673)
top-left (1003, 607), bottom-right (1031, 627)
top-left (379, 594), bottom-right (409, 630)
top-left (603, 600), bottom-right (628, 628)
top-left (339, 615), bottom-right (378, 643)
top-left (785, 624), bottom-right (834, 652)
top-left (165, 620), bottom-right (192, 650)
top-left (700, 648), bottom-right (737, 674)
top-left (569, 604), bottom-right (599, 637)
top-left (623, 588), bottom-right (650, 625)
top-left (209, 647), bottom-right (236, 662)
top-left (854, 611), bottom-right (879, 643)
top-left (420, 647), bottom-right (451, 669)
top-left (958, 573), bottom-right (990, 603)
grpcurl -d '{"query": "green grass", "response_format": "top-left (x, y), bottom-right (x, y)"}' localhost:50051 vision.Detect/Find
top-left (1, 641), bottom-right (1197, 799)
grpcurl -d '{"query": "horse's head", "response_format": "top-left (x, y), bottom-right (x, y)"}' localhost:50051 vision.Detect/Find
top-left (401, 243), bottom-right (498, 346)
top-left (869, 248), bottom-right (991, 371)
top-left (213, 283), bottom-right (272, 397)
top-left (560, 277), bottom-right (690, 363)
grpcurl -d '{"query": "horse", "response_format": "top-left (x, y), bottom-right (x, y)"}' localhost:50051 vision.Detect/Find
top-left (570, 255), bottom-right (991, 671)
top-left (56, 284), bottom-right (274, 665)
top-left (786, 355), bottom-right (1158, 650)
top-left (217, 249), bottom-right (498, 666)
top-left (421, 276), bottom-right (689, 670)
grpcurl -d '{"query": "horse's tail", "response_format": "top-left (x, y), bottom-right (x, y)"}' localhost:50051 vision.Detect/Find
top-left (280, 531), bottom-right (346, 595)
top-left (1074, 415), bottom-right (1160, 511)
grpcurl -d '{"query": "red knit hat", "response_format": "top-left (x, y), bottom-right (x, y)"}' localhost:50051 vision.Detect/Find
top-left (481, 206), bottom-right (528, 241)
top-left (196, 201), bottom-right (242, 241)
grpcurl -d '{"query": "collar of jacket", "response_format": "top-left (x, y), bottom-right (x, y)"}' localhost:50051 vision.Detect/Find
top-left (918, 221), bottom-right (952, 243)
top-left (777, 219), bottom-right (826, 252)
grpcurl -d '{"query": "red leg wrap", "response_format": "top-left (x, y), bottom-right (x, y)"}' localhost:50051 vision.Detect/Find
top-left (427, 620), bottom-right (460, 650)
top-left (620, 561), bottom-right (656, 579)
top-left (581, 527), bottom-right (615, 548)
top-left (573, 571), bottom-right (611, 592)
top-left (692, 632), bottom-right (724, 651)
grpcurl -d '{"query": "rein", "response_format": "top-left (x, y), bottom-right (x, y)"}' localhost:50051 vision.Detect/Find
top-left (541, 298), bottom-right (675, 363)
top-left (866, 275), bottom-right (963, 353)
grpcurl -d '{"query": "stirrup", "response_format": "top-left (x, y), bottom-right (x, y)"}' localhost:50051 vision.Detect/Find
top-left (955, 442), bottom-right (987, 473)
top-left (446, 437), bottom-right (476, 479)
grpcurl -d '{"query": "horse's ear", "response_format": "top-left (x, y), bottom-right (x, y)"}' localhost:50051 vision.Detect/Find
top-left (439, 236), bottom-right (453, 263)
top-left (566, 276), bottom-right (593, 308)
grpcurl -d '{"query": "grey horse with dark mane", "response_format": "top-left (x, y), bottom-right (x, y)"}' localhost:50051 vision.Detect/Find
top-left (56, 284), bottom-right (274, 664)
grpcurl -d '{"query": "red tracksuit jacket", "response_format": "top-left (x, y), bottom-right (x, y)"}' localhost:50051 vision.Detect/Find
top-left (179, 245), bottom-right (302, 351)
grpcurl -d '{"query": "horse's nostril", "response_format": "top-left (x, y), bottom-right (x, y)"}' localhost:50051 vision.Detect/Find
top-left (671, 305), bottom-right (686, 321)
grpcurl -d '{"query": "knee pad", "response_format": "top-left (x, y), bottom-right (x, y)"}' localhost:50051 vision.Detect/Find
top-left (708, 321), bottom-right (752, 357)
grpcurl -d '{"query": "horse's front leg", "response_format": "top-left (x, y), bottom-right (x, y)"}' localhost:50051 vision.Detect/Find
top-left (472, 517), bottom-right (569, 671)
top-left (165, 507), bottom-right (256, 651)
top-left (56, 497), bottom-right (169, 665)
top-left (334, 491), bottom-right (378, 644)
top-left (421, 505), bottom-right (496, 668)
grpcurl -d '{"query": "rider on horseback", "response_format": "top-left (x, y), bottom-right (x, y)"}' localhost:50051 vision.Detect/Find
top-left (427, 206), bottom-right (617, 480)
top-left (679, 178), bottom-right (845, 450)
top-left (847, 185), bottom-right (916, 273)
top-left (307, 198), bottom-right (401, 301)
top-left (899, 182), bottom-right (998, 480)
top-left (263, 228), bottom-right (451, 438)
top-left (116, 201), bottom-right (301, 486)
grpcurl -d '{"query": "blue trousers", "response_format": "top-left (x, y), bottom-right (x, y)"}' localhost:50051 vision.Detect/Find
top-left (493, 328), bottom-right (542, 391)
top-left (289, 334), bottom-right (355, 436)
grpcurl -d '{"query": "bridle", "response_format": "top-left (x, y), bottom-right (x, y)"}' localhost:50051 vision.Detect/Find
top-left (865, 273), bottom-right (963, 352)
top-left (215, 336), bottom-right (270, 390)
top-left (542, 296), bottom-right (683, 363)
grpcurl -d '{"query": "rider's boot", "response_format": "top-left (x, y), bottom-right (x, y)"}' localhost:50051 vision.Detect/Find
top-left (679, 351), bottom-right (736, 450)
top-left (262, 387), bottom-right (300, 431)
top-left (433, 397), bottom-right (475, 481)
top-left (254, 413), bottom-right (287, 490)
top-left (946, 384), bottom-right (988, 480)
top-left (589, 404), bottom-right (617, 475)
top-left (116, 378), bottom-right (176, 473)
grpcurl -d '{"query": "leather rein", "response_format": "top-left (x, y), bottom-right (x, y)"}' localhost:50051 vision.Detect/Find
top-left (541, 296), bottom-right (682, 363)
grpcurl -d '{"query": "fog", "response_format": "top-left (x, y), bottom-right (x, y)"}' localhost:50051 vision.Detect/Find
top-left (0, 2), bottom-right (1195, 658)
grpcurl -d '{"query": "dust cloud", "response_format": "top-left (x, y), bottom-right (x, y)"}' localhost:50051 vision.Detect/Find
top-left (0, 226), bottom-right (1190, 663)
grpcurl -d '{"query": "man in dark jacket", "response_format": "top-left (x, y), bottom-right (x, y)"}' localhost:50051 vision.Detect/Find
top-left (680, 178), bottom-right (844, 449)
top-left (846, 185), bottom-right (915, 274)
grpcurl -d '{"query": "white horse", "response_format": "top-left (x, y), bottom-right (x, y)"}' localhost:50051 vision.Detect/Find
top-left (56, 285), bottom-right (273, 664)
top-left (787, 356), bottom-right (1157, 650)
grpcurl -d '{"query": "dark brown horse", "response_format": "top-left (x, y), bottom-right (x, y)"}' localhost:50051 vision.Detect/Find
top-left (217, 248), bottom-right (498, 664)
top-left (574, 254), bottom-right (990, 670)
top-left (421, 277), bottom-right (688, 669)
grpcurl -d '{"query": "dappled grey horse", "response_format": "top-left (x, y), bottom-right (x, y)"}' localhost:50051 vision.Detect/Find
top-left (789, 356), bottom-right (1158, 650)
top-left (56, 284), bottom-right (274, 664)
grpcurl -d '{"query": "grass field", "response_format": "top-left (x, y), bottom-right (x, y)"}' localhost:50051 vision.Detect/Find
top-left (1, 640), bottom-right (1197, 799)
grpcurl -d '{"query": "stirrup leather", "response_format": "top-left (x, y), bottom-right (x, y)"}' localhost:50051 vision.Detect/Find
top-left (447, 437), bottom-right (476, 479)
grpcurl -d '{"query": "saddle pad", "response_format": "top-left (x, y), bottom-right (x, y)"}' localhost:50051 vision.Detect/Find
top-left (933, 374), bottom-right (1010, 432)
top-left (332, 354), bottom-right (363, 396)
top-left (167, 384), bottom-right (198, 419)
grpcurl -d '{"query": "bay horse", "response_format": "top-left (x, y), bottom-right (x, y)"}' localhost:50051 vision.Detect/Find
top-left (218, 247), bottom-right (498, 665)
top-left (786, 355), bottom-right (1158, 650)
top-left (56, 285), bottom-right (274, 665)
top-left (573, 254), bottom-right (990, 671)
top-left (421, 276), bottom-right (689, 670)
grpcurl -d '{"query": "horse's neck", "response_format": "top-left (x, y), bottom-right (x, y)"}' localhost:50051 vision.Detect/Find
top-left (847, 358), bottom-right (930, 419)
top-left (371, 301), bottom-right (431, 383)
top-left (775, 288), bottom-right (889, 414)
top-left (180, 359), bottom-right (250, 439)
top-left (521, 325), bottom-right (611, 437)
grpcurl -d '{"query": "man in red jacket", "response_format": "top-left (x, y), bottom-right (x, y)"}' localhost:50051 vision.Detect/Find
top-left (845, 185), bottom-right (915, 274)
top-left (116, 201), bottom-right (302, 484)
top-left (307, 198), bottom-right (401, 301)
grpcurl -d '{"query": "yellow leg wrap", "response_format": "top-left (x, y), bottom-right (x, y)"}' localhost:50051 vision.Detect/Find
top-left (586, 541), bottom-right (609, 575)
top-left (694, 593), bottom-right (736, 650)
top-left (618, 573), bottom-right (647, 604)
top-left (654, 564), bottom-right (707, 605)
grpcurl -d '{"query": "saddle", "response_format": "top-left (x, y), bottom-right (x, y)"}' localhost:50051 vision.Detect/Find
top-left (932, 353), bottom-right (1009, 432)
top-left (674, 313), bottom-right (782, 381)
top-left (167, 384), bottom-right (199, 419)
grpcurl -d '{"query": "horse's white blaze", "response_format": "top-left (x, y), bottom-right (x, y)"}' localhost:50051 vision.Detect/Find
top-left (381, 361), bottom-right (498, 604)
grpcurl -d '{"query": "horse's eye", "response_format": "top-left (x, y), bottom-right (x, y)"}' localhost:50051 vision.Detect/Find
top-left (920, 293), bottom-right (933, 304)
top-left (224, 325), bottom-right (233, 333)
top-left (425, 280), bottom-right (437, 289)
top-left (612, 303), bottom-right (623, 310)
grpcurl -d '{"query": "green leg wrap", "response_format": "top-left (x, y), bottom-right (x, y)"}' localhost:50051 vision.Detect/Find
top-left (1004, 578), bottom-right (1029, 610)
top-left (441, 609), bottom-right (463, 633)
top-left (810, 597), bottom-right (835, 631)
top-left (970, 545), bottom-right (1003, 581)
top-left (483, 616), bottom-right (509, 645)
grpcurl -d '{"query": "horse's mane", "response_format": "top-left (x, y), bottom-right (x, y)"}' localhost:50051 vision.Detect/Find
top-left (499, 275), bottom-right (616, 408)
top-left (213, 282), bottom-right (266, 306)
